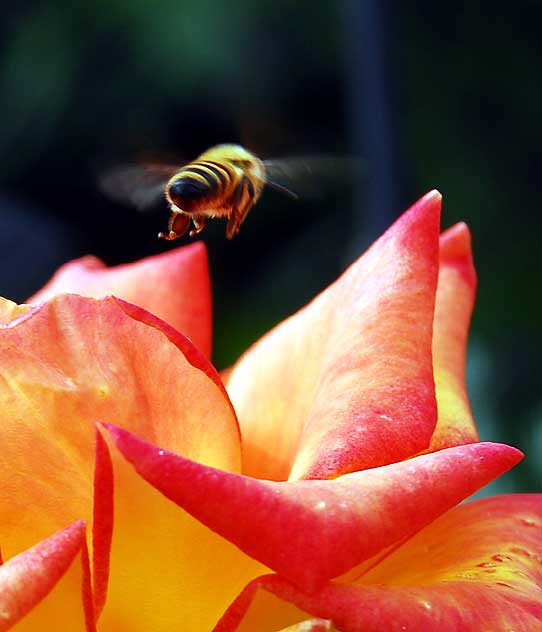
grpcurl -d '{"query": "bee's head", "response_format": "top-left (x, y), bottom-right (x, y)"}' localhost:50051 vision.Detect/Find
top-left (166, 177), bottom-right (207, 212)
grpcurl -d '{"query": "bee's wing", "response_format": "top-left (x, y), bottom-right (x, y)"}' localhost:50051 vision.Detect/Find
top-left (99, 164), bottom-right (181, 212)
top-left (263, 156), bottom-right (361, 199)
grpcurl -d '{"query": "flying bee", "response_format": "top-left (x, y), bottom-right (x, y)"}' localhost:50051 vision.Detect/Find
top-left (100, 144), bottom-right (304, 240)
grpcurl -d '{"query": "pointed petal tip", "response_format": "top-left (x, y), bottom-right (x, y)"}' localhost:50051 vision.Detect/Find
top-left (417, 189), bottom-right (442, 210)
top-left (231, 187), bottom-right (444, 481)
top-left (99, 421), bottom-right (119, 439)
top-left (502, 443), bottom-right (524, 462)
top-left (71, 519), bottom-right (87, 531)
top-left (440, 221), bottom-right (473, 257)
top-left (0, 520), bottom-right (90, 631)
top-left (435, 218), bottom-right (477, 301)
top-left (100, 425), bottom-right (526, 594)
top-left (401, 189), bottom-right (442, 229)
top-left (473, 442), bottom-right (524, 472)
top-left (476, 441), bottom-right (523, 458)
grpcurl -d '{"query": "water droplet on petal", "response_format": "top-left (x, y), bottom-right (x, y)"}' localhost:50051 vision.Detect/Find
top-left (509, 547), bottom-right (534, 558)
top-left (492, 554), bottom-right (513, 562)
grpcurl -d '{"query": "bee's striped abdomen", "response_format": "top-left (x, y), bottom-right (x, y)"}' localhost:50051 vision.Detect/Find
top-left (162, 144), bottom-right (266, 238)
top-left (198, 160), bottom-right (235, 189)
top-left (180, 161), bottom-right (234, 191)
top-left (168, 160), bottom-right (235, 211)
top-left (244, 176), bottom-right (255, 199)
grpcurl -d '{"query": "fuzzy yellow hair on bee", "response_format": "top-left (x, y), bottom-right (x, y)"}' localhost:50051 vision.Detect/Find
top-left (101, 143), bottom-right (354, 240)
top-left (160, 144), bottom-right (267, 240)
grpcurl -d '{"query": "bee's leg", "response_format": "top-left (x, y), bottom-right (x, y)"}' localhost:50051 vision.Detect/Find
top-left (189, 216), bottom-right (206, 237)
top-left (158, 211), bottom-right (190, 240)
top-left (226, 177), bottom-right (252, 239)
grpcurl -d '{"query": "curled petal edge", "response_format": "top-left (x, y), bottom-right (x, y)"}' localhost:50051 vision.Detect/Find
top-left (28, 242), bottom-right (213, 358)
top-left (227, 190), bottom-right (442, 481)
top-left (214, 495), bottom-right (542, 631)
top-left (0, 521), bottom-right (95, 632)
top-left (429, 221), bottom-right (478, 451)
top-left (92, 429), bottom-right (114, 618)
top-left (102, 422), bottom-right (522, 593)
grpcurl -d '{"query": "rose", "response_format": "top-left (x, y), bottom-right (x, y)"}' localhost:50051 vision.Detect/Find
top-left (0, 191), bottom-right (539, 631)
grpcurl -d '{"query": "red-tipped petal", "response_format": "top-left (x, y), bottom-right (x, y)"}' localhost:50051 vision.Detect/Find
top-left (227, 191), bottom-right (441, 481)
top-left (104, 422), bottom-right (522, 592)
top-left (429, 222), bottom-right (479, 451)
top-left (28, 242), bottom-right (213, 357)
top-left (96, 448), bottom-right (266, 630)
top-left (0, 521), bottom-right (88, 630)
top-left (214, 576), bottom-right (334, 632)
top-left (114, 296), bottom-right (232, 409)
top-left (218, 495), bottom-right (542, 632)
top-left (0, 295), bottom-right (239, 576)
top-left (92, 428), bottom-right (114, 617)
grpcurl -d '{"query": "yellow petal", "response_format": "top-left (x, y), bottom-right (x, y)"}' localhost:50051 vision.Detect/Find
top-left (0, 294), bottom-right (240, 628)
top-left (429, 222), bottom-right (479, 450)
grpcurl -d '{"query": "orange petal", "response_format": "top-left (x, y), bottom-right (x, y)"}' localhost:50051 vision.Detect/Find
top-left (104, 422), bottom-right (522, 593)
top-left (227, 191), bottom-right (442, 481)
top-left (429, 222), bottom-right (479, 451)
top-left (0, 521), bottom-right (93, 631)
top-left (216, 495), bottom-right (542, 631)
top-left (114, 296), bottom-right (231, 406)
top-left (0, 295), bottom-right (239, 571)
top-left (28, 242), bottom-right (213, 357)
top-left (97, 444), bottom-right (267, 630)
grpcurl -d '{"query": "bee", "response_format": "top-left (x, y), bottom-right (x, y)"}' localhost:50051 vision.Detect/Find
top-left (100, 144), bottom-right (301, 240)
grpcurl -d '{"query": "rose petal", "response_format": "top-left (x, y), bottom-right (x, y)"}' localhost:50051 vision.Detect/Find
top-left (429, 222), bottom-right (479, 451)
top-left (97, 437), bottom-right (267, 630)
top-left (213, 580), bottom-right (325, 632)
top-left (0, 295), bottom-right (248, 628)
top-left (359, 494), bottom-right (542, 586)
top-left (227, 191), bottom-right (442, 481)
top-left (0, 297), bottom-right (33, 324)
top-left (214, 574), bottom-right (334, 632)
top-left (92, 428), bottom-right (114, 617)
top-left (114, 296), bottom-right (232, 408)
top-left (104, 422), bottom-right (522, 592)
top-left (0, 295), bottom-right (239, 568)
top-left (28, 242), bottom-right (213, 357)
top-left (0, 521), bottom-right (93, 631)
top-left (275, 620), bottom-right (336, 632)
top-left (216, 495), bottom-right (542, 631)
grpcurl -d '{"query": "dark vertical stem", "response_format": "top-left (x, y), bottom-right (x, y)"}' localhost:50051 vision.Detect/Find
top-left (340, 0), bottom-right (410, 256)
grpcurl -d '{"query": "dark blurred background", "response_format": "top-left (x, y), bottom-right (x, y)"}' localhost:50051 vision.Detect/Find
top-left (0, 1), bottom-right (539, 493)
